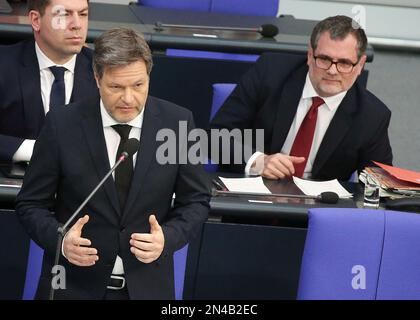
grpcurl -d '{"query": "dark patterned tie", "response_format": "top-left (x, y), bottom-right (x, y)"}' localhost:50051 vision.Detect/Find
top-left (112, 124), bottom-right (133, 212)
top-left (289, 96), bottom-right (325, 177)
top-left (49, 66), bottom-right (67, 109)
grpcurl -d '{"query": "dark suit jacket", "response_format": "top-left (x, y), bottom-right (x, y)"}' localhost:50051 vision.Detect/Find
top-left (0, 39), bottom-right (98, 163)
top-left (210, 52), bottom-right (393, 181)
top-left (15, 96), bottom-right (211, 299)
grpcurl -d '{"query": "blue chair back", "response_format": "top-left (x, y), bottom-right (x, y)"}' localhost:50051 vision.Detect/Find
top-left (376, 211), bottom-right (420, 299)
top-left (348, 171), bottom-right (358, 182)
top-left (298, 208), bottom-right (420, 300)
top-left (210, 83), bottom-right (236, 120)
top-left (138, 0), bottom-right (278, 16)
top-left (22, 240), bottom-right (44, 300)
top-left (298, 208), bottom-right (384, 300)
top-left (173, 244), bottom-right (189, 300)
top-left (166, 49), bottom-right (259, 62)
top-left (211, 0), bottom-right (278, 16)
top-left (205, 83), bottom-right (237, 172)
top-left (138, 0), bottom-right (211, 11)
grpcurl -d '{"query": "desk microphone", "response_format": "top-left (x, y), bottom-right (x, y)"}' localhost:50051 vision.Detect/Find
top-left (212, 189), bottom-right (340, 204)
top-left (49, 138), bottom-right (140, 300)
top-left (154, 21), bottom-right (279, 38)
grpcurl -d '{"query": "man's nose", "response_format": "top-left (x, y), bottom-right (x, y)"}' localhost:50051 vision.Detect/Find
top-left (327, 62), bottom-right (339, 75)
top-left (122, 88), bottom-right (134, 103)
top-left (69, 14), bottom-right (82, 30)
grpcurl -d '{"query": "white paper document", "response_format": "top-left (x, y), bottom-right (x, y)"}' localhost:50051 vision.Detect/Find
top-left (293, 177), bottom-right (353, 198)
top-left (219, 176), bottom-right (271, 194)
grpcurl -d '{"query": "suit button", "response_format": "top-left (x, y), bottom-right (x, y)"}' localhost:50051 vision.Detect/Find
top-left (120, 226), bottom-right (125, 232)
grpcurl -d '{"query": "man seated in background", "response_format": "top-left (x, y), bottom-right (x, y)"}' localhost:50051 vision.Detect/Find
top-left (209, 15), bottom-right (393, 181)
top-left (0, 0), bottom-right (98, 164)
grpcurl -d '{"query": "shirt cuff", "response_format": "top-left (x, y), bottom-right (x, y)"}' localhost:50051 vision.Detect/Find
top-left (244, 151), bottom-right (264, 176)
top-left (12, 139), bottom-right (35, 163)
top-left (61, 233), bottom-right (68, 259)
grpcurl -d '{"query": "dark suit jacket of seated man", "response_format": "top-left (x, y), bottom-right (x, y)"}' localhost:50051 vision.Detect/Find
top-left (0, 40), bottom-right (98, 162)
top-left (209, 16), bottom-right (393, 181)
top-left (15, 28), bottom-right (211, 300)
top-left (0, 0), bottom-right (98, 163)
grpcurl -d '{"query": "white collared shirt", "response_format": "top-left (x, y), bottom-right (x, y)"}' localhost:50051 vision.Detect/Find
top-left (100, 99), bottom-right (144, 275)
top-left (36, 42), bottom-right (77, 114)
top-left (246, 73), bottom-right (348, 179)
top-left (13, 43), bottom-right (77, 162)
top-left (62, 100), bottom-right (145, 275)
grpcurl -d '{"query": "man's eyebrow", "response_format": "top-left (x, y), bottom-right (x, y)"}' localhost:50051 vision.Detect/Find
top-left (63, 7), bottom-right (89, 13)
top-left (317, 54), bottom-right (356, 64)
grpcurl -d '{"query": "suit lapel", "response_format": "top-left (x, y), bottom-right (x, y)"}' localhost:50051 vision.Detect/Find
top-left (312, 88), bottom-right (357, 176)
top-left (270, 66), bottom-right (307, 153)
top-left (19, 40), bottom-right (45, 137)
top-left (121, 98), bottom-right (161, 223)
top-left (71, 49), bottom-right (98, 103)
top-left (80, 98), bottom-right (120, 217)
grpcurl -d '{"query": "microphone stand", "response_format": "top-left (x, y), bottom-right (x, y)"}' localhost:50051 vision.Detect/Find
top-left (49, 152), bottom-right (129, 300)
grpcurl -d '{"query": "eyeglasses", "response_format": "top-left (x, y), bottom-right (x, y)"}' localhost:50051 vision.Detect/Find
top-left (313, 55), bottom-right (359, 74)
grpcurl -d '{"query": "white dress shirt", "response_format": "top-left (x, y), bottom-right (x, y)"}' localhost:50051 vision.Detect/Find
top-left (12, 43), bottom-right (77, 162)
top-left (62, 99), bottom-right (144, 275)
top-left (246, 73), bottom-right (348, 179)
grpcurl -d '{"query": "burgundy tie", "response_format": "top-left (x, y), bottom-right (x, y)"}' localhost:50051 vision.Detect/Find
top-left (289, 96), bottom-right (325, 177)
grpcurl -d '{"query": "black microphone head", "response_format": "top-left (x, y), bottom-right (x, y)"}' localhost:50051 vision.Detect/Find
top-left (123, 138), bottom-right (140, 158)
top-left (319, 192), bottom-right (339, 204)
top-left (260, 24), bottom-right (279, 38)
top-left (154, 21), bottom-right (163, 31)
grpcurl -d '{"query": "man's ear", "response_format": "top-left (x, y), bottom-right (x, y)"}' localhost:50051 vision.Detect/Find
top-left (307, 46), bottom-right (313, 67)
top-left (94, 73), bottom-right (101, 89)
top-left (357, 54), bottom-right (367, 75)
top-left (29, 10), bottom-right (41, 33)
top-left (360, 54), bottom-right (367, 67)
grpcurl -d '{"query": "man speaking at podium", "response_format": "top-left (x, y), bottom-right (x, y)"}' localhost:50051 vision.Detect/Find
top-left (16, 28), bottom-right (210, 300)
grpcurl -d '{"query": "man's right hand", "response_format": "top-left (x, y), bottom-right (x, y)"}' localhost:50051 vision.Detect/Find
top-left (255, 153), bottom-right (305, 179)
top-left (63, 215), bottom-right (99, 267)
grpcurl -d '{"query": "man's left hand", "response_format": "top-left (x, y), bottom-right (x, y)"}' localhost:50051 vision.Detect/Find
top-left (130, 214), bottom-right (165, 263)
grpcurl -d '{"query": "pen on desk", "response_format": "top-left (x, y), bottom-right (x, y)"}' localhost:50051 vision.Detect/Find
top-left (212, 179), bottom-right (226, 191)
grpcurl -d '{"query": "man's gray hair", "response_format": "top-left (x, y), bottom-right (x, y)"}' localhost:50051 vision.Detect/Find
top-left (93, 28), bottom-right (153, 78)
top-left (310, 15), bottom-right (368, 60)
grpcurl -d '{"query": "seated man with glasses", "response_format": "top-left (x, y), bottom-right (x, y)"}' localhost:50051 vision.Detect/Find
top-left (210, 15), bottom-right (392, 181)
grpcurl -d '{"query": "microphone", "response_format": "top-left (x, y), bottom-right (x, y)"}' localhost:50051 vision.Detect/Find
top-left (154, 21), bottom-right (279, 38)
top-left (49, 138), bottom-right (140, 300)
top-left (123, 138), bottom-right (141, 160)
top-left (212, 189), bottom-right (340, 204)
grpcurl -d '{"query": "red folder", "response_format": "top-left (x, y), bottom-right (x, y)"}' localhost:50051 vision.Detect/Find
top-left (373, 161), bottom-right (420, 185)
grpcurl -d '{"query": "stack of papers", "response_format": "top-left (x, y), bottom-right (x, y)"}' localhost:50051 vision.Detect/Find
top-left (360, 162), bottom-right (420, 198)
